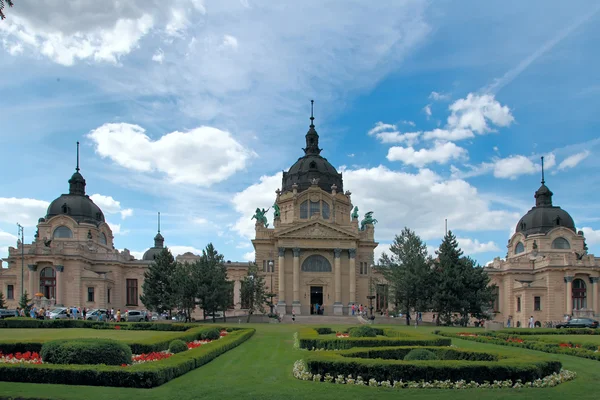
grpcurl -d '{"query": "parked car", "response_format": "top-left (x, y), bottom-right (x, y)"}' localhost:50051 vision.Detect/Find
top-left (205, 311), bottom-right (224, 320)
top-left (86, 309), bottom-right (108, 321)
top-left (48, 307), bottom-right (69, 320)
top-left (125, 310), bottom-right (148, 322)
top-left (556, 318), bottom-right (599, 329)
top-left (0, 309), bottom-right (18, 319)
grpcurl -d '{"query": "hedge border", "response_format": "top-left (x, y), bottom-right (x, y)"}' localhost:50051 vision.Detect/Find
top-left (298, 327), bottom-right (450, 350)
top-left (0, 317), bottom-right (195, 331)
top-left (438, 331), bottom-right (600, 361)
top-left (0, 328), bottom-right (255, 388)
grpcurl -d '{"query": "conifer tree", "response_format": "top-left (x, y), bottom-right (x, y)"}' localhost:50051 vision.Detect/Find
top-left (19, 291), bottom-right (31, 313)
top-left (431, 231), bottom-right (466, 325)
top-left (0, 291), bottom-right (6, 309)
top-left (196, 243), bottom-right (229, 322)
top-left (240, 263), bottom-right (268, 323)
top-left (173, 260), bottom-right (198, 322)
top-left (141, 247), bottom-right (177, 316)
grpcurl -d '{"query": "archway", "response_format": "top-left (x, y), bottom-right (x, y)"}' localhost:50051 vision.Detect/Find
top-left (572, 278), bottom-right (587, 310)
top-left (39, 267), bottom-right (56, 299)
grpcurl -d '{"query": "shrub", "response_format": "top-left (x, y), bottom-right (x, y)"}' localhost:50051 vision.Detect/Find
top-left (404, 348), bottom-right (437, 361)
top-left (315, 327), bottom-right (333, 335)
top-left (169, 339), bottom-right (188, 354)
top-left (201, 328), bottom-right (221, 341)
top-left (40, 339), bottom-right (132, 365)
top-left (349, 326), bottom-right (377, 338)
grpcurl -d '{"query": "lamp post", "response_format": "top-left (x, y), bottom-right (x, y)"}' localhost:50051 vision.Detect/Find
top-left (366, 263), bottom-right (375, 321)
top-left (268, 260), bottom-right (275, 315)
top-left (17, 223), bottom-right (24, 298)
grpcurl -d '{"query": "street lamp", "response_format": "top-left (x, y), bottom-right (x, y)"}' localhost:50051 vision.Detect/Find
top-left (366, 263), bottom-right (376, 320)
top-left (17, 223), bottom-right (24, 298)
top-left (268, 260), bottom-right (275, 316)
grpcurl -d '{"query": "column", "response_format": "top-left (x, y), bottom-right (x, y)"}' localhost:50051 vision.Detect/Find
top-left (590, 277), bottom-right (599, 316)
top-left (333, 248), bottom-right (343, 315)
top-left (277, 247), bottom-right (286, 315)
top-left (565, 276), bottom-right (573, 316)
top-left (27, 264), bottom-right (37, 297)
top-left (55, 265), bottom-right (64, 306)
top-left (234, 279), bottom-right (241, 309)
top-left (292, 248), bottom-right (301, 315)
top-left (348, 249), bottom-right (356, 305)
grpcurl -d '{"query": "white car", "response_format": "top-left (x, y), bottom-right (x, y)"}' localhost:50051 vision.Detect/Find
top-left (48, 307), bottom-right (68, 319)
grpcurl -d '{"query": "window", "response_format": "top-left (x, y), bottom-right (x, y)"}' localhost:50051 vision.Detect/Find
top-left (87, 287), bottom-right (95, 302)
top-left (107, 288), bottom-right (111, 304)
top-left (534, 296), bottom-right (541, 311)
top-left (515, 242), bottom-right (524, 254)
top-left (552, 237), bottom-right (570, 249)
top-left (301, 255), bottom-right (332, 272)
top-left (310, 200), bottom-right (320, 217)
top-left (516, 297), bottom-right (521, 312)
top-left (126, 279), bottom-right (138, 306)
top-left (572, 278), bottom-right (587, 310)
top-left (262, 260), bottom-right (274, 272)
top-left (300, 201), bottom-right (308, 219)
top-left (7, 285), bottom-right (14, 300)
top-left (39, 267), bottom-right (56, 299)
top-left (53, 226), bottom-right (73, 239)
top-left (359, 262), bottom-right (369, 275)
top-left (322, 201), bottom-right (330, 219)
top-left (99, 232), bottom-right (107, 245)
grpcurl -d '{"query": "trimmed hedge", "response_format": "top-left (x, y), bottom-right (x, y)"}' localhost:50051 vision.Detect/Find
top-left (338, 346), bottom-right (499, 362)
top-left (349, 326), bottom-right (377, 338)
top-left (0, 317), bottom-right (193, 331)
top-left (169, 340), bottom-right (188, 354)
top-left (404, 348), bottom-right (438, 361)
top-left (298, 327), bottom-right (450, 350)
top-left (41, 339), bottom-right (132, 365)
top-left (0, 328), bottom-right (255, 388)
top-left (498, 328), bottom-right (600, 336)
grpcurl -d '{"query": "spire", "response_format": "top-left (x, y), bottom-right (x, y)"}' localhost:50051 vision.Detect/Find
top-left (541, 156), bottom-right (545, 185)
top-left (154, 211), bottom-right (164, 248)
top-left (68, 141), bottom-right (86, 196)
top-left (303, 99), bottom-right (321, 155)
top-left (158, 211), bottom-right (161, 233)
top-left (534, 156), bottom-right (553, 207)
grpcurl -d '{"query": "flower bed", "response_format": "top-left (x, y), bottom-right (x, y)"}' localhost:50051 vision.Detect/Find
top-left (0, 351), bottom-right (42, 364)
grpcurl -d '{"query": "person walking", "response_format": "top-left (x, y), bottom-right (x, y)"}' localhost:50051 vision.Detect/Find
top-left (291, 308), bottom-right (296, 322)
top-left (529, 316), bottom-right (534, 328)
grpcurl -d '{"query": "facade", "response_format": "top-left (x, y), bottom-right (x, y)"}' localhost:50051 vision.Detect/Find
top-left (485, 172), bottom-right (600, 327)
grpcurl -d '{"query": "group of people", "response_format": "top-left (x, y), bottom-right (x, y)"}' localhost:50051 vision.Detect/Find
top-left (12, 305), bottom-right (126, 322)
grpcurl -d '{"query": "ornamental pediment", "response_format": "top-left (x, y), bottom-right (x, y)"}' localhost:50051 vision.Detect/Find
top-left (274, 221), bottom-right (358, 240)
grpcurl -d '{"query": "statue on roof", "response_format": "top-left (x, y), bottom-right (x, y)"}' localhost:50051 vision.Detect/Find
top-left (273, 203), bottom-right (281, 219)
top-left (360, 211), bottom-right (378, 231)
top-left (351, 206), bottom-right (359, 220)
top-left (251, 207), bottom-right (269, 228)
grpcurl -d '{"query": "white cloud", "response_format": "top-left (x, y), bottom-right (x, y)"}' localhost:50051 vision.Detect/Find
top-left (429, 91), bottom-right (450, 101)
top-left (193, 217), bottom-right (208, 225)
top-left (347, 153), bottom-right (355, 158)
top-left (367, 122), bottom-right (420, 145)
top-left (401, 120), bottom-right (416, 127)
top-left (107, 222), bottom-right (127, 235)
top-left (222, 34), bottom-right (239, 50)
top-left (453, 153), bottom-right (555, 180)
top-left (493, 155), bottom-right (537, 179)
top-left (422, 128), bottom-right (474, 141)
top-left (581, 227), bottom-right (600, 246)
top-left (457, 238), bottom-right (500, 255)
top-left (387, 141), bottom-right (467, 167)
top-left (374, 243), bottom-right (391, 263)
top-left (368, 122), bottom-right (397, 136)
top-left (231, 172), bottom-right (282, 239)
top-left (88, 122), bottom-right (257, 186)
top-left (242, 251), bottom-right (255, 262)
top-left (89, 194), bottom-right (133, 220)
top-left (0, 229), bottom-right (18, 266)
top-left (152, 48), bottom-right (164, 63)
top-left (447, 93), bottom-right (514, 134)
top-left (0, 197), bottom-right (49, 227)
top-left (423, 104), bottom-right (432, 118)
top-left (557, 150), bottom-right (590, 171)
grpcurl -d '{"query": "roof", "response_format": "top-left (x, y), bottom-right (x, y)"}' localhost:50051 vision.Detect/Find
top-left (515, 182), bottom-right (576, 236)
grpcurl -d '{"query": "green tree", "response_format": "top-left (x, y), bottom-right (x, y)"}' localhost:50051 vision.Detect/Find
top-left (461, 256), bottom-right (496, 323)
top-left (140, 247), bottom-right (177, 317)
top-left (196, 243), bottom-right (230, 323)
top-left (173, 261), bottom-right (198, 322)
top-left (240, 263), bottom-right (268, 323)
top-left (431, 231), bottom-right (466, 325)
top-left (0, 291), bottom-right (6, 309)
top-left (379, 227), bottom-right (431, 325)
top-left (19, 291), bottom-right (32, 313)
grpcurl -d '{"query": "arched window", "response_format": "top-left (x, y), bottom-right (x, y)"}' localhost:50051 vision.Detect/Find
top-left (301, 255), bottom-right (332, 272)
top-left (300, 201), bottom-right (308, 219)
top-left (515, 242), bottom-right (525, 254)
top-left (552, 237), bottom-right (570, 249)
top-left (39, 267), bottom-right (56, 299)
top-left (310, 200), bottom-right (320, 217)
top-left (53, 226), bottom-right (73, 239)
top-left (572, 279), bottom-right (587, 310)
top-left (322, 201), bottom-right (330, 219)
top-left (99, 232), bottom-right (107, 245)
top-left (309, 161), bottom-right (317, 169)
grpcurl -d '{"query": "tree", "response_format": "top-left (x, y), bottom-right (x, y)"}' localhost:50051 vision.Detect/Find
top-left (379, 227), bottom-right (431, 325)
top-left (0, 291), bottom-right (5, 309)
top-left (140, 247), bottom-right (177, 317)
top-left (461, 256), bottom-right (496, 322)
top-left (19, 291), bottom-right (31, 313)
top-left (172, 261), bottom-right (198, 322)
top-left (196, 243), bottom-right (229, 323)
top-left (240, 263), bottom-right (268, 323)
top-left (0, 1), bottom-right (14, 21)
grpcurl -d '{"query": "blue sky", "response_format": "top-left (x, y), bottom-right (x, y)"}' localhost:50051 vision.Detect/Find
top-left (1, 0), bottom-right (599, 265)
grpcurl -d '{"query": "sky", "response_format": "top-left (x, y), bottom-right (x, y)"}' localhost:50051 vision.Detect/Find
top-left (1, 0), bottom-right (599, 266)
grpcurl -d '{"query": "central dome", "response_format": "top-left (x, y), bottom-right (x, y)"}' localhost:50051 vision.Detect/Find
top-left (281, 101), bottom-right (343, 194)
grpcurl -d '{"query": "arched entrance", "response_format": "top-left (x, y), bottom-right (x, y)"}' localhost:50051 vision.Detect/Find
top-left (39, 267), bottom-right (56, 299)
top-left (572, 278), bottom-right (587, 310)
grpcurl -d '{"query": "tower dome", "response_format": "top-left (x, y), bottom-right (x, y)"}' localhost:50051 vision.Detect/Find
top-left (515, 157), bottom-right (575, 236)
top-left (143, 212), bottom-right (166, 261)
top-left (281, 100), bottom-right (343, 194)
top-left (45, 142), bottom-right (105, 225)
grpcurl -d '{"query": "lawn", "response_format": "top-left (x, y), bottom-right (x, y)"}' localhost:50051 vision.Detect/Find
top-left (0, 324), bottom-right (599, 400)
top-left (0, 328), bottom-right (183, 342)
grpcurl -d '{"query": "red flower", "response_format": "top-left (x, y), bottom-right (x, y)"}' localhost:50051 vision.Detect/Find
top-left (219, 330), bottom-right (228, 337)
top-left (114, 325), bottom-right (121, 330)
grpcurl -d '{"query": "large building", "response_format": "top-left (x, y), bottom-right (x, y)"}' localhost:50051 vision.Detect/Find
top-left (485, 168), bottom-right (600, 327)
top-left (0, 107), bottom-right (386, 316)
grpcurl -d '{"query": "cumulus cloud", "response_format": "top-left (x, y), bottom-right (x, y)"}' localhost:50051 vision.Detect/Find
top-left (0, 229), bottom-right (18, 265)
top-left (231, 172), bottom-right (282, 239)
top-left (242, 251), bottom-right (255, 262)
top-left (422, 128), bottom-right (473, 141)
top-left (452, 153), bottom-right (555, 180)
top-left (423, 104), bottom-right (432, 118)
top-left (493, 155), bottom-right (538, 179)
top-left (557, 150), bottom-right (590, 171)
top-left (429, 91), bottom-right (450, 101)
top-left (581, 227), bottom-right (600, 246)
top-left (447, 93), bottom-right (514, 134)
top-left (152, 48), bottom-right (164, 63)
top-left (387, 141), bottom-right (467, 167)
top-left (0, 197), bottom-right (49, 227)
top-left (367, 122), bottom-right (421, 145)
top-left (87, 122), bottom-right (256, 186)
top-left (457, 238), bottom-right (500, 255)
top-left (89, 194), bottom-right (133, 219)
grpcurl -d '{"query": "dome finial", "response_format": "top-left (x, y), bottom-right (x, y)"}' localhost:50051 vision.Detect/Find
top-left (157, 211), bottom-right (161, 233)
top-left (541, 156), bottom-right (545, 185)
top-left (76, 141), bottom-right (80, 172)
top-left (310, 99), bottom-right (315, 128)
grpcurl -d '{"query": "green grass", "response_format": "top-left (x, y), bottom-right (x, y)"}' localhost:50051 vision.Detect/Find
top-left (529, 334), bottom-right (600, 346)
top-left (0, 328), bottom-right (183, 342)
top-left (0, 324), bottom-right (599, 399)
